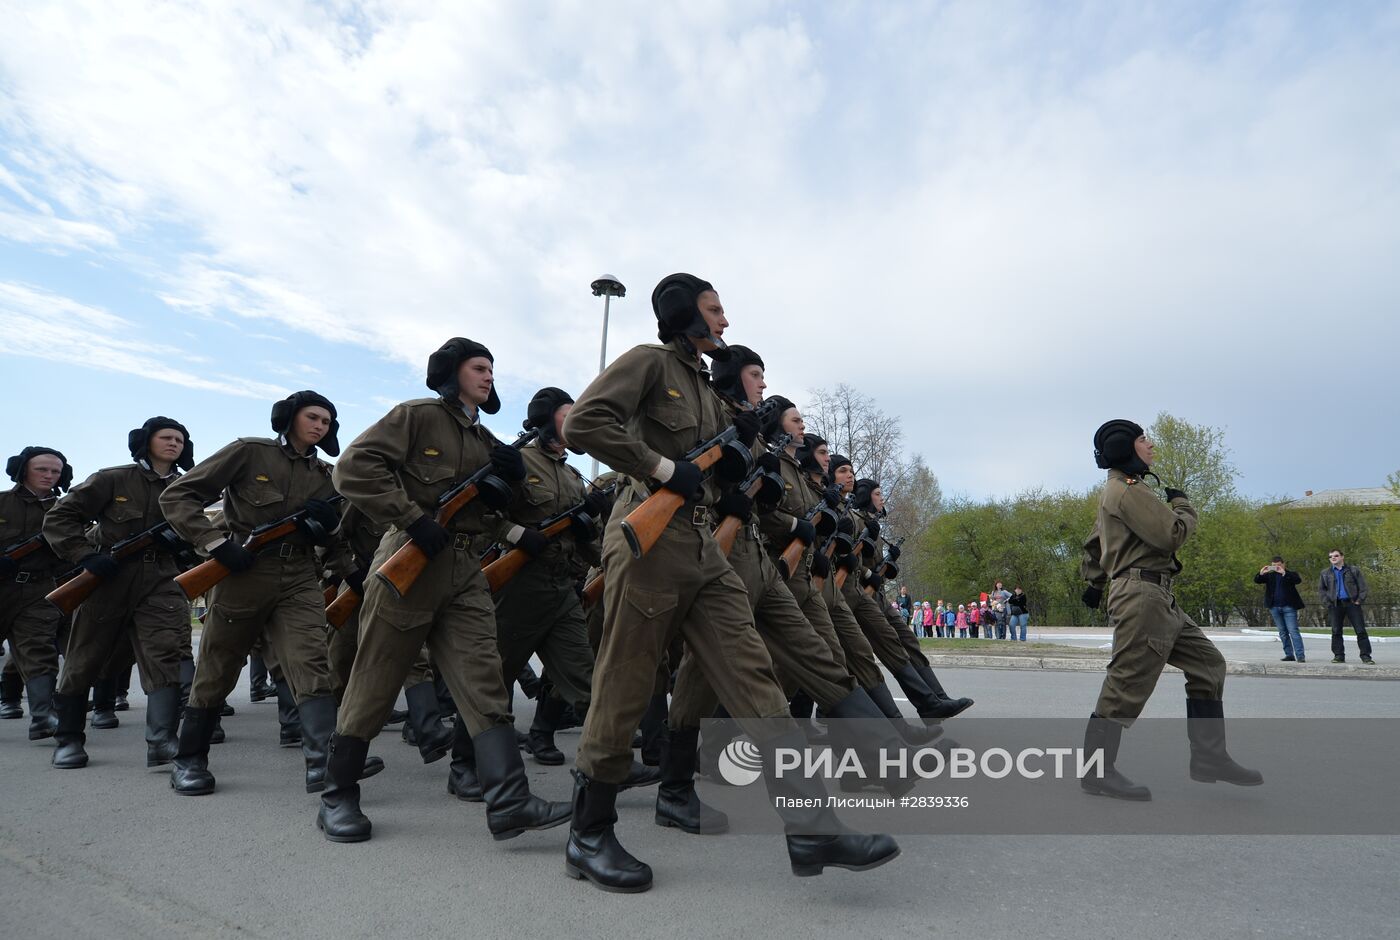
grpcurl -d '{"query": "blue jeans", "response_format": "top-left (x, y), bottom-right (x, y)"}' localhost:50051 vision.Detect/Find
top-left (1011, 613), bottom-right (1030, 641)
top-left (1269, 606), bottom-right (1305, 660)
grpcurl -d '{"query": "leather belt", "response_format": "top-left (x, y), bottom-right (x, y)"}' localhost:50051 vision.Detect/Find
top-left (1120, 568), bottom-right (1171, 588)
top-left (257, 543), bottom-right (309, 559)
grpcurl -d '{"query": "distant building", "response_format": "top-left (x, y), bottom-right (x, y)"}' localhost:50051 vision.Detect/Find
top-left (1281, 488), bottom-right (1399, 510)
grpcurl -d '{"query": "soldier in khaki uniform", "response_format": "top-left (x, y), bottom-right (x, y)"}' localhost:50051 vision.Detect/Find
top-left (161, 391), bottom-right (382, 796)
top-left (0, 447), bottom-right (73, 740)
top-left (561, 273), bottom-right (897, 893)
top-left (1079, 419), bottom-right (1261, 800)
top-left (317, 338), bottom-right (570, 845)
top-left (327, 503), bottom-right (448, 763)
top-left (45, 418), bottom-right (196, 770)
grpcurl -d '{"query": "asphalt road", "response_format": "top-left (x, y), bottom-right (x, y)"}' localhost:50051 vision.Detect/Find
top-left (2, 665), bottom-right (1397, 939)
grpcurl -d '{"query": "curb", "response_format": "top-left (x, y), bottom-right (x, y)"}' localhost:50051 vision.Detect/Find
top-left (922, 653), bottom-right (1400, 681)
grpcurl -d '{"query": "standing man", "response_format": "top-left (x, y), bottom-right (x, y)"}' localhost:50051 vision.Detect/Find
top-left (562, 274), bottom-right (897, 893)
top-left (45, 419), bottom-right (195, 770)
top-left (318, 339), bottom-right (571, 845)
top-left (1, 447), bottom-right (74, 740)
top-left (161, 392), bottom-right (382, 796)
top-left (1254, 557), bottom-right (1305, 662)
top-left (1079, 419), bottom-right (1261, 801)
top-left (1319, 550), bottom-right (1373, 664)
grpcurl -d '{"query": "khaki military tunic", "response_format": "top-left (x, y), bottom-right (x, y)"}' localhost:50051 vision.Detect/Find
top-left (562, 340), bottom-right (793, 783)
top-left (841, 504), bottom-right (913, 673)
top-left (1081, 469), bottom-right (1225, 725)
top-left (161, 437), bottom-right (349, 707)
top-left (46, 464), bottom-right (191, 694)
top-left (331, 396), bottom-right (516, 740)
top-left (0, 484), bottom-right (65, 679)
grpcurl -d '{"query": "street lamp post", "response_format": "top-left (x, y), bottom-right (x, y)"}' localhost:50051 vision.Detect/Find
top-left (589, 274), bottom-right (626, 479)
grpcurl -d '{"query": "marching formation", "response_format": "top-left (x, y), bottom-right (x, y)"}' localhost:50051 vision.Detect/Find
top-left (1, 272), bottom-right (1261, 893)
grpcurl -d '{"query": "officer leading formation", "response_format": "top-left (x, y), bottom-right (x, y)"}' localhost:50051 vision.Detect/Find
top-left (0, 274), bottom-right (1263, 894)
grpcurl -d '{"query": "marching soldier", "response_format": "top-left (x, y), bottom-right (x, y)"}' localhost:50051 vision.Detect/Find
top-left (561, 273), bottom-right (897, 892)
top-left (1079, 419), bottom-right (1262, 800)
top-left (161, 391), bottom-right (383, 796)
top-left (1, 446), bottom-right (73, 740)
top-left (318, 338), bottom-right (570, 844)
top-left (45, 418), bottom-right (196, 770)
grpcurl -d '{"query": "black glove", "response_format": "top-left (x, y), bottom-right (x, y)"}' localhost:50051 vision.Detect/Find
top-left (836, 516), bottom-right (854, 536)
top-left (406, 515), bottom-right (451, 558)
top-left (811, 552), bottom-right (831, 579)
top-left (822, 485), bottom-right (843, 509)
top-left (836, 552), bottom-right (858, 573)
top-left (887, 544), bottom-right (901, 562)
top-left (791, 518), bottom-right (816, 546)
top-left (0, 556), bottom-right (17, 579)
top-left (582, 489), bottom-right (610, 517)
top-left (1082, 585), bottom-right (1103, 610)
top-left (733, 410), bottom-right (761, 448)
top-left (78, 553), bottom-right (121, 579)
top-left (1164, 487), bottom-right (1188, 502)
top-left (489, 444), bottom-right (526, 482)
top-left (211, 541), bottom-right (256, 574)
top-left (345, 567), bottom-right (368, 597)
top-left (756, 452), bottom-right (781, 473)
top-left (716, 490), bottom-right (753, 522)
top-left (865, 519), bottom-right (880, 540)
top-left (660, 459), bottom-right (704, 497)
top-left (514, 528), bottom-right (549, 558)
top-left (298, 497), bottom-right (340, 543)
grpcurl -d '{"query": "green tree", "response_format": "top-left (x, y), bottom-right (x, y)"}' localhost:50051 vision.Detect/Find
top-left (1147, 412), bottom-right (1238, 509)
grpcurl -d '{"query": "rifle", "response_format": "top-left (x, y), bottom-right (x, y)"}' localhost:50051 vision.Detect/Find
top-left (809, 537), bottom-right (839, 593)
top-left (776, 494), bottom-right (842, 581)
top-left (482, 491), bottom-right (609, 593)
top-left (46, 522), bottom-right (194, 615)
top-left (322, 578), bottom-right (341, 608)
top-left (375, 429), bottom-right (538, 599)
top-left (174, 495), bottom-right (345, 600)
top-left (327, 540), bottom-right (503, 630)
top-left (713, 457), bottom-right (785, 557)
top-left (579, 570), bottom-right (604, 609)
top-left (3, 534), bottom-right (45, 564)
top-left (878, 537), bottom-right (905, 580)
top-left (813, 521), bottom-right (857, 593)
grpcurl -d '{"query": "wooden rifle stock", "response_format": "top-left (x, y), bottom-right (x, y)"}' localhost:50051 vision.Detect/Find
top-left (3, 535), bottom-right (44, 563)
top-left (374, 482), bottom-right (480, 598)
top-left (325, 584), bottom-right (360, 630)
top-left (175, 518), bottom-right (301, 600)
top-left (714, 475), bottom-right (767, 558)
top-left (580, 571), bottom-right (604, 609)
top-left (618, 441), bottom-right (728, 560)
top-left (46, 526), bottom-right (171, 615)
top-left (809, 539), bottom-right (838, 592)
top-left (482, 515), bottom-right (574, 593)
top-left (322, 580), bottom-right (340, 608)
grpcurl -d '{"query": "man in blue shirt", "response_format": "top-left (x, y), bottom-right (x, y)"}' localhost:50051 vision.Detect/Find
top-left (1318, 550), bottom-right (1374, 664)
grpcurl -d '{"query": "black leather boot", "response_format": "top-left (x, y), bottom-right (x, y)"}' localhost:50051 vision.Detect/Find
top-left (90, 675), bottom-right (119, 729)
top-left (1186, 699), bottom-right (1263, 786)
top-left (913, 662), bottom-right (974, 718)
top-left (276, 678), bottom-right (302, 747)
top-left (446, 720), bottom-right (482, 802)
top-left (565, 770), bottom-right (653, 893)
top-left (170, 706), bottom-right (219, 794)
top-left (0, 667), bottom-right (22, 719)
top-left (25, 673), bottom-right (59, 740)
top-left (299, 696), bottom-right (386, 793)
top-left (177, 658), bottom-right (195, 711)
top-left (144, 685), bottom-right (181, 767)
top-left (888, 664), bottom-right (960, 725)
top-left (248, 655), bottom-right (276, 702)
top-left (865, 682), bottom-right (944, 749)
top-left (210, 703), bottom-right (227, 743)
top-left (620, 760), bottom-right (663, 790)
top-left (525, 692), bottom-right (567, 766)
top-left (760, 728), bottom-right (901, 877)
top-left (317, 734), bottom-right (373, 843)
top-left (789, 689), bottom-right (828, 743)
top-left (516, 662), bottom-right (542, 700)
top-left (113, 664), bottom-right (132, 711)
top-left (51, 691), bottom-right (89, 769)
top-left (473, 724), bottom-right (572, 841)
top-left (654, 727), bottom-right (729, 834)
top-left (1079, 713), bottom-right (1151, 801)
top-left (830, 688), bottom-right (918, 797)
top-left (404, 680), bottom-right (452, 763)
top-left (638, 692), bottom-right (669, 767)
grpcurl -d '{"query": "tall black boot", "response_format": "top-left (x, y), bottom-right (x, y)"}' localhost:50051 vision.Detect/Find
top-left (276, 678), bottom-right (302, 747)
top-left (1, 667), bottom-right (25, 719)
top-left (913, 662), bottom-right (974, 717)
top-left (759, 728), bottom-right (901, 877)
top-left (51, 691), bottom-right (89, 769)
top-left (517, 662), bottom-right (542, 700)
top-left (788, 689), bottom-right (828, 743)
top-left (317, 734), bottom-right (373, 843)
top-left (1186, 699), bottom-right (1263, 786)
top-left (404, 680), bottom-right (452, 763)
top-left (434, 674), bottom-right (457, 719)
top-left (865, 682), bottom-right (944, 748)
top-left (249, 655), bottom-right (276, 702)
top-left (890, 663), bottom-right (962, 725)
top-left (830, 688), bottom-right (919, 796)
top-left (90, 675), bottom-right (119, 729)
top-left (638, 692), bottom-right (669, 767)
top-left (170, 706), bottom-right (219, 794)
top-left (473, 724), bottom-right (572, 841)
top-left (299, 695), bottom-right (385, 793)
top-left (446, 720), bottom-right (482, 802)
top-left (25, 674), bottom-right (59, 740)
top-left (1079, 713), bottom-right (1151, 801)
top-left (654, 727), bottom-right (729, 834)
top-left (210, 702), bottom-right (227, 743)
top-left (113, 663), bottom-right (132, 711)
top-left (177, 658), bottom-right (196, 711)
top-left (525, 692), bottom-right (568, 766)
top-left (144, 686), bottom-right (181, 767)
top-left (565, 770), bottom-right (653, 893)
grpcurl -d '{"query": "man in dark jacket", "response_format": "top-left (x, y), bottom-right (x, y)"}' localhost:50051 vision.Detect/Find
top-left (1254, 557), bottom-right (1305, 662)
top-left (1318, 550), bottom-right (1373, 664)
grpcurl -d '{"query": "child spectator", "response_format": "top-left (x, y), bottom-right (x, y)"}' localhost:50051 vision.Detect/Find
top-left (955, 604), bottom-right (968, 638)
top-left (921, 601), bottom-right (935, 638)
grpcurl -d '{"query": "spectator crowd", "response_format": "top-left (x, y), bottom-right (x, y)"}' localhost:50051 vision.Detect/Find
top-left (896, 581), bottom-right (1031, 641)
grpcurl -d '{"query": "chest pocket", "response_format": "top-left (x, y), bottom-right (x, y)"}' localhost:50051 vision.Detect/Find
top-left (103, 496), bottom-right (144, 524)
top-left (402, 461), bottom-right (458, 488)
top-left (645, 400), bottom-right (699, 441)
top-left (241, 480), bottom-right (285, 509)
top-left (522, 478), bottom-right (555, 509)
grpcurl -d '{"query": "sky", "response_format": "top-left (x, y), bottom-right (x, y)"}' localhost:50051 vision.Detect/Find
top-left (2, 1), bottom-right (1397, 501)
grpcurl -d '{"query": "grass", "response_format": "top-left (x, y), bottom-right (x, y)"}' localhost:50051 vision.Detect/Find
top-left (917, 639), bottom-right (1107, 658)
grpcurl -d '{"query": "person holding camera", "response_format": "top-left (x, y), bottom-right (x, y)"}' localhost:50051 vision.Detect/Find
top-left (1255, 557), bottom-right (1305, 662)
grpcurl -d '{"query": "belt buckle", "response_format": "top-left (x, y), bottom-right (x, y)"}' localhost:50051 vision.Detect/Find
top-left (749, 522), bottom-right (760, 542)
top-left (14, 571), bottom-right (30, 584)
top-left (691, 505), bottom-right (708, 526)
top-left (453, 533), bottom-right (470, 551)
top-left (278, 543), bottom-right (294, 559)
top-left (142, 550), bottom-right (159, 563)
